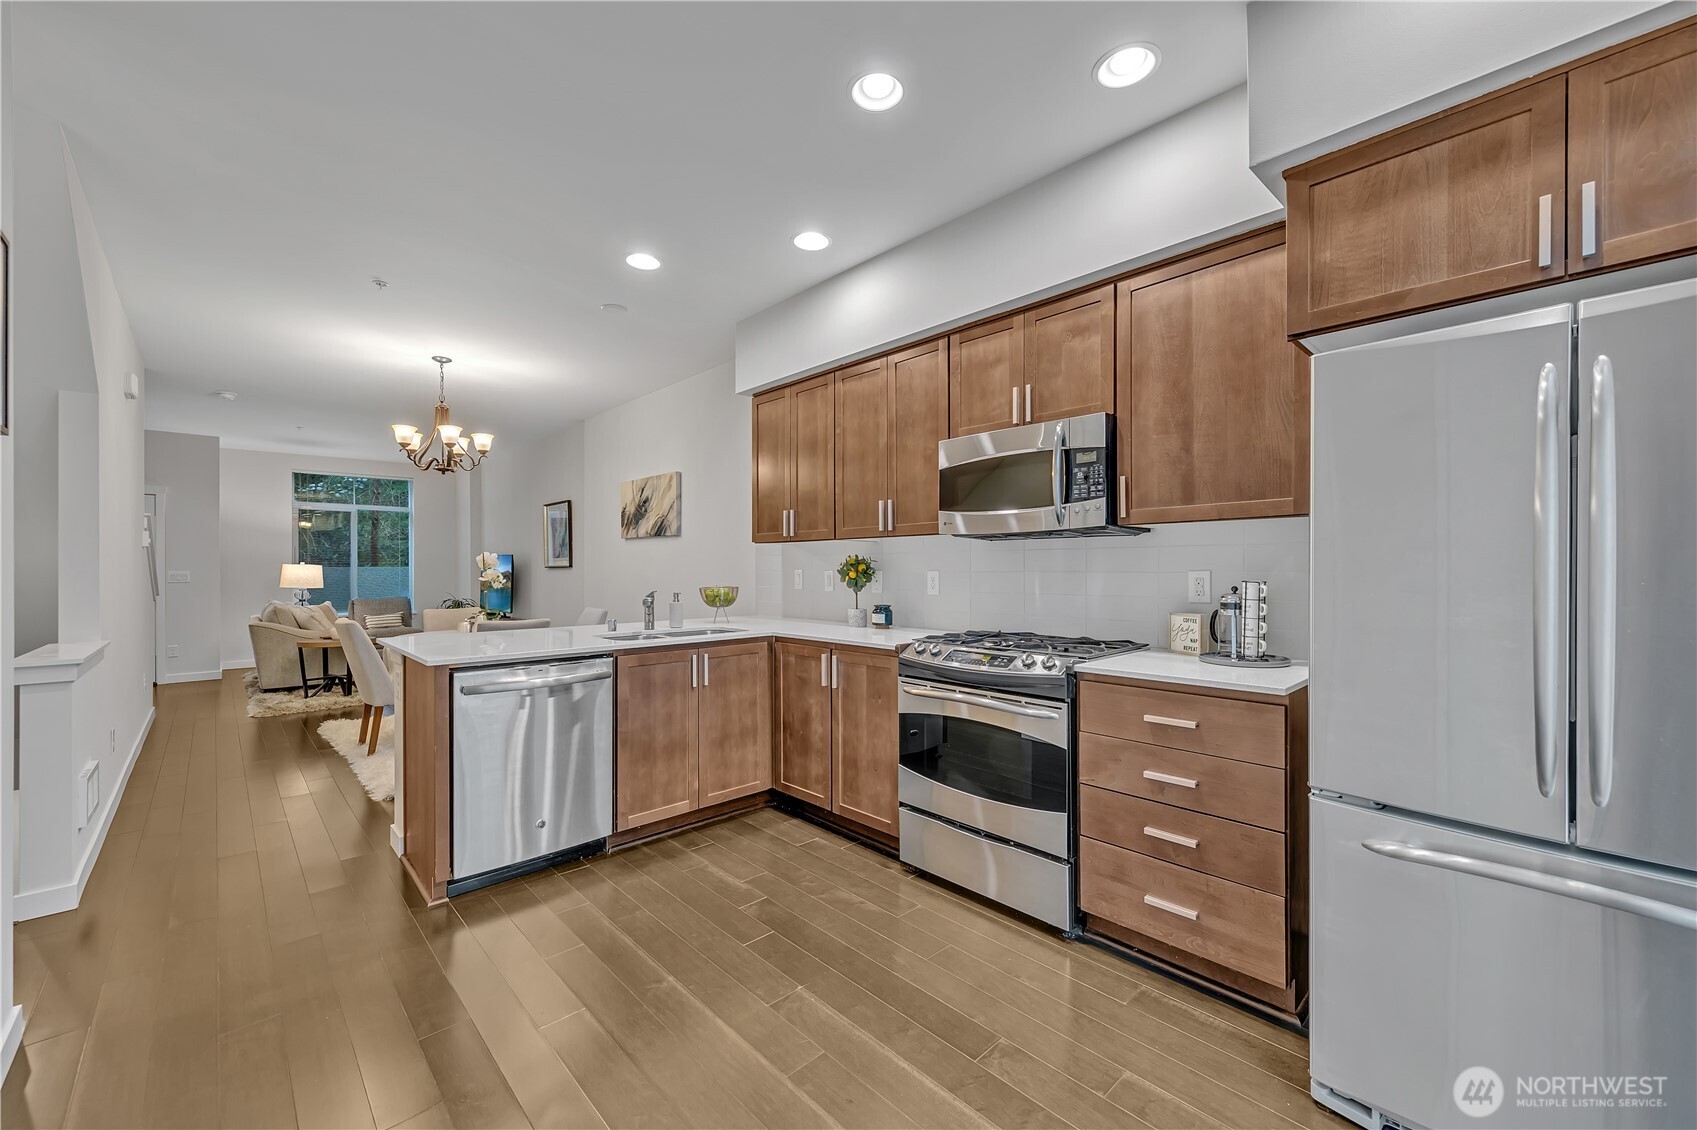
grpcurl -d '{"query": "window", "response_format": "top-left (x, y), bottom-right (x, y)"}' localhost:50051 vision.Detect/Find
top-left (292, 473), bottom-right (412, 612)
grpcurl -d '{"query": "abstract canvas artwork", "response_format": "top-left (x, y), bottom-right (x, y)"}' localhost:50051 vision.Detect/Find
top-left (619, 471), bottom-right (681, 539)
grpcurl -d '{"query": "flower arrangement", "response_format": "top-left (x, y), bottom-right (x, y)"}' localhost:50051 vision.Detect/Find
top-left (475, 551), bottom-right (510, 619)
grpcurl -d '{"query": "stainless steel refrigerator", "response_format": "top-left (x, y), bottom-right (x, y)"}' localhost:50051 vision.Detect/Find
top-left (1307, 270), bottom-right (1697, 1130)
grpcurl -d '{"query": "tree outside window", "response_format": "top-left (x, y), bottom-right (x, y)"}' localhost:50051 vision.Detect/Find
top-left (292, 473), bottom-right (412, 612)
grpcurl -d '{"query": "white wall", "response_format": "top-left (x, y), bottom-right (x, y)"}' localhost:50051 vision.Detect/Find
top-left (0, 0), bottom-right (18, 1078)
top-left (734, 87), bottom-right (1281, 393)
top-left (758, 519), bottom-right (1312, 662)
top-left (144, 430), bottom-right (221, 681)
top-left (219, 448), bottom-right (459, 668)
top-left (466, 423), bottom-right (585, 624)
top-left (1245, 1), bottom-right (1688, 191)
top-left (578, 361), bottom-right (753, 625)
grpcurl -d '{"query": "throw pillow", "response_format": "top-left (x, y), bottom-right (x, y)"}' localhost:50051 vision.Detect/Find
top-left (311, 602), bottom-right (340, 634)
top-left (364, 612), bottom-right (406, 629)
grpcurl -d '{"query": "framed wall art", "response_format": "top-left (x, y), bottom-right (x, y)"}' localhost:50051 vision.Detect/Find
top-left (542, 499), bottom-right (573, 567)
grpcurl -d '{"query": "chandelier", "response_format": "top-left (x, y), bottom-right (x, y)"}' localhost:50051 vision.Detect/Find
top-left (391, 356), bottom-right (493, 473)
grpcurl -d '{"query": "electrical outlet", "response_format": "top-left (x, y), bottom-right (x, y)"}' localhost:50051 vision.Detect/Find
top-left (1188, 570), bottom-right (1212, 603)
top-left (167, 645), bottom-right (180, 658)
top-left (926, 571), bottom-right (941, 596)
top-left (166, 570), bottom-right (191, 583)
top-left (822, 571), bottom-right (835, 592)
top-left (869, 575), bottom-right (883, 594)
top-left (793, 569), bottom-right (804, 590)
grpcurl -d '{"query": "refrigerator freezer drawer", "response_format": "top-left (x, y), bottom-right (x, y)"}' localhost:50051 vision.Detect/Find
top-left (1311, 796), bottom-right (1696, 1130)
top-left (1078, 835), bottom-right (1287, 986)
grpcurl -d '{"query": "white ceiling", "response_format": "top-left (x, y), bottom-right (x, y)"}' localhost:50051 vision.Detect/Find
top-left (16, 1), bottom-right (1248, 458)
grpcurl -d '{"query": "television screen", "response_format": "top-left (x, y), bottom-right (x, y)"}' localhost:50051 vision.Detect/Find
top-left (484, 553), bottom-right (515, 615)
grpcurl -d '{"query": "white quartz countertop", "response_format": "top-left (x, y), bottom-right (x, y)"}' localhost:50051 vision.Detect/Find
top-left (1074, 648), bottom-right (1309, 696)
top-left (378, 616), bottom-right (940, 668)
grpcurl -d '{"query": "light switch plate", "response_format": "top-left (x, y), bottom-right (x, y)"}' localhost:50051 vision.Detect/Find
top-left (167, 645), bottom-right (180, 658)
top-left (1188, 570), bottom-right (1212, 603)
top-left (926, 571), bottom-right (941, 596)
top-left (823, 571), bottom-right (834, 592)
top-left (167, 570), bottom-right (191, 583)
top-left (793, 569), bottom-right (804, 590)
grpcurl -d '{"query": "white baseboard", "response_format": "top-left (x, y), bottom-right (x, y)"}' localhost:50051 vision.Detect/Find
top-left (390, 824), bottom-right (404, 858)
top-left (0, 1003), bottom-right (23, 1081)
top-left (157, 669), bottom-right (222, 685)
top-left (13, 706), bottom-right (154, 922)
top-left (223, 659), bottom-right (256, 671)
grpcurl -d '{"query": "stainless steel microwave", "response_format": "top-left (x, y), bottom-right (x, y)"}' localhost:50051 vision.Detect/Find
top-left (937, 413), bottom-right (1148, 538)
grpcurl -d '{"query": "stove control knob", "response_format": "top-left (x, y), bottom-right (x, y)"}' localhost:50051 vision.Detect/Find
top-left (1019, 653), bottom-right (1038, 668)
top-left (1041, 655), bottom-right (1060, 671)
top-left (927, 644), bottom-right (943, 656)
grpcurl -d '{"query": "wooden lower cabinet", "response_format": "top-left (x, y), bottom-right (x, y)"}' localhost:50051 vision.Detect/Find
top-left (775, 642), bottom-right (899, 839)
top-left (774, 641), bottom-right (832, 808)
top-left (829, 649), bottom-right (899, 836)
top-left (617, 642), bottom-right (770, 831)
top-left (1076, 674), bottom-right (1309, 1021)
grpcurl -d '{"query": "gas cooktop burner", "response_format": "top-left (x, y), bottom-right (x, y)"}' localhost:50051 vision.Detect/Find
top-left (900, 629), bottom-right (1147, 682)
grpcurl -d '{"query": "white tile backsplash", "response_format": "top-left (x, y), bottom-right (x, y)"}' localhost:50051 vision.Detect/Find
top-left (772, 517), bottom-right (1311, 659)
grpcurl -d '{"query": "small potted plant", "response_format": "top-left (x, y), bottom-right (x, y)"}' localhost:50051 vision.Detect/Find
top-left (837, 554), bottom-right (878, 628)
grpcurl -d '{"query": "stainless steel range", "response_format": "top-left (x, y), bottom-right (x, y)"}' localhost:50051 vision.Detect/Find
top-left (896, 630), bottom-right (1146, 929)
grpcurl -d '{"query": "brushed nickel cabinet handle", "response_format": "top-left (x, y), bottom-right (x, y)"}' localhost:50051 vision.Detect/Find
top-left (1581, 180), bottom-right (1597, 257)
top-left (691, 653), bottom-right (698, 689)
top-left (1143, 894), bottom-right (1200, 921)
top-left (1537, 193), bottom-right (1553, 268)
top-left (1143, 826), bottom-right (1200, 849)
top-left (1142, 769), bottom-right (1198, 789)
top-left (702, 651), bottom-right (710, 687)
top-left (831, 655), bottom-right (840, 690)
top-left (1118, 474), bottom-right (1127, 519)
top-left (1143, 714), bottom-right (1198, 729)
top-left (1011, 386), bottom-right (1019, 424)
top-left (820, 652), bottom-right (828, 687)
top-left (1024, 383), bottom-right (1033, 422)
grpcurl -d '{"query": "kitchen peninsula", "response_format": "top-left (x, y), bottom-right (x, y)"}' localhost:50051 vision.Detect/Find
top-left (379, 617), bottom-right (938, 904)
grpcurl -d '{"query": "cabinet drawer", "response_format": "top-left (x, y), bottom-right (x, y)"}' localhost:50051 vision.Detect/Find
top-left (1078, 732), bottom-right (1285, 831)
top-left (1079, 679), bottom-right (1284, 767)
top-left (1079, 836), bottom-right (1287, 986)
top-left (1079, 786), bottom-right (1285, 895)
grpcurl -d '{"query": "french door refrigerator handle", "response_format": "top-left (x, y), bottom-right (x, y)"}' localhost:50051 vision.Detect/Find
top-left (1532, 361), bottom-right (1564, 798)
top-left (1362, 840), bottom-right (1696, 931)
top-left (1588, 355), bottom-right (1617, 807)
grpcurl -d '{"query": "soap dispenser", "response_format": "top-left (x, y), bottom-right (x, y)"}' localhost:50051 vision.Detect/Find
top-left (668, 592), bottom-right (685, 629)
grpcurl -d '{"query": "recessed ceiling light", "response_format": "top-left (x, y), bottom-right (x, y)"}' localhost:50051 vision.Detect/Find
top-left (793, 231), bottom-right (831, 251)
top-left (850, 72), bottom-right (903, 112)
top-left (625, 252), bottom-right (661, 271)
top-left (600, 302), bottom-right (628, 313)
top-left (1094, 43), bottom-right (1161, 88)
top-left (214, 390), bottom-right (238, 400)
top-left (371, 277), bottom-right (389, 289)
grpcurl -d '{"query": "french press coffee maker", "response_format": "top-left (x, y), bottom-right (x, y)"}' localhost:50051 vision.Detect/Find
top-left (1201, 581), bottom-right (1291, 668)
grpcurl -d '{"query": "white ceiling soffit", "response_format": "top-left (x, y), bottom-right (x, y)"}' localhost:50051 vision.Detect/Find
top-left (16, 1), bottom-right (1248, 458)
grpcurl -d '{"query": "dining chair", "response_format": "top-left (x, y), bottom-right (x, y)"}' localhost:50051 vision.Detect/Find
top-left (334, 618), bottom-right (394, 756)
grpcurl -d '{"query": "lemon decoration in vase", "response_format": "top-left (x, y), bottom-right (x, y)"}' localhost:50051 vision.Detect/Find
top-left (836, 554), bottom-right (878, 628)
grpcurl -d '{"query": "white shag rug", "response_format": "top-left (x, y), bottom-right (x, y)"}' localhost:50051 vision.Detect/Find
top-left (315, 716), bottom-right (396, 801)
top-left (243, 671), bottom-right (363, 718)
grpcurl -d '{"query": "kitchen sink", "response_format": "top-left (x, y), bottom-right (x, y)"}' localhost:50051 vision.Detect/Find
top-left (602, 627), bottom-right (747, 641)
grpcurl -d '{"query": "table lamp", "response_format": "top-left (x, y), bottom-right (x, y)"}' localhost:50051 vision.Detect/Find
top-left (279, 562), bottom-right (324, 606)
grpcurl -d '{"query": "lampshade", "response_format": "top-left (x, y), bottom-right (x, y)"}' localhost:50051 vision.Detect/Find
top-left (279, 562), bottom-right (323, 589)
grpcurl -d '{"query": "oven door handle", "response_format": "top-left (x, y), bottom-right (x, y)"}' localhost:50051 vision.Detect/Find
top-left (901, 684), bottom-right (1061, 720)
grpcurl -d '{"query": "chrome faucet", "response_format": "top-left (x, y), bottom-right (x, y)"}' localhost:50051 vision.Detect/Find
top-left (642, 591), bottom-right (657, 631)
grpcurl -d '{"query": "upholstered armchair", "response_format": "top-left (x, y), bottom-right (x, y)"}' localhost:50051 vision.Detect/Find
top-left (348, 597), bottom-right (420, 639)
top-left (247, 601), bottom-right (347, 691)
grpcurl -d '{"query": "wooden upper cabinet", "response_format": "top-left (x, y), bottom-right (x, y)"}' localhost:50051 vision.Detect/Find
top-left (1117, 233), bottom-right (1308, 524)
top-left (751, 388), bottom-right (792, 543)
top-left (697, 642), bottom-right (772, 808)
top-left (887, 339), bottom-right (948, 536)
top-left (1286, 75), bottom-right (1568, 335)
top-left (1567, 22), bottom-right (1697, 274)
top-left (616, 648), bottom-right (700, 831)
top-left (774, 641), bottom-right (831, 809)
top-left (833, 357), bottom-right (891, 540)
top-left (949, 315), bottom-right (1024, 436)
top-left (791, 376), bottom-right (836, 540)
top-left (1024, 285), bottom-right (1115, 424)
top-left (830, 650), bottom-right (899, 837)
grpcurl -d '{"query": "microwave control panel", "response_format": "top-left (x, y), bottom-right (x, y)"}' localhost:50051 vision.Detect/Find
top-left (1066, 448), bottom-right (1110, 503)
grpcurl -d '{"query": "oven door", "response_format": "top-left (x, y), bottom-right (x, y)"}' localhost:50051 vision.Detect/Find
top-left (897, 678), bottom-right (1071, 859)
top-left (938, 419), bottom-right (1067, 537)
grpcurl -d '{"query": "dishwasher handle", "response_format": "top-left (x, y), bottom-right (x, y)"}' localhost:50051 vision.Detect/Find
top-left (459, 668), bottom-right (613, 695)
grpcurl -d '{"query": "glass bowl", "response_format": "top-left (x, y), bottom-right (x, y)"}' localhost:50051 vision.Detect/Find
top-left (699, 585), bottom-right (739, 621)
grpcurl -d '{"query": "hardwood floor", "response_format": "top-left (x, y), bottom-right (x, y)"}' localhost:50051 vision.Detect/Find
top-left (3, 672), bottom-right (1348, 1129)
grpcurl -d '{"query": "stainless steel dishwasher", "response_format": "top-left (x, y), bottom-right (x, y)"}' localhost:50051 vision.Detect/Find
top-left (450, 656), bottom-right (613, 894)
